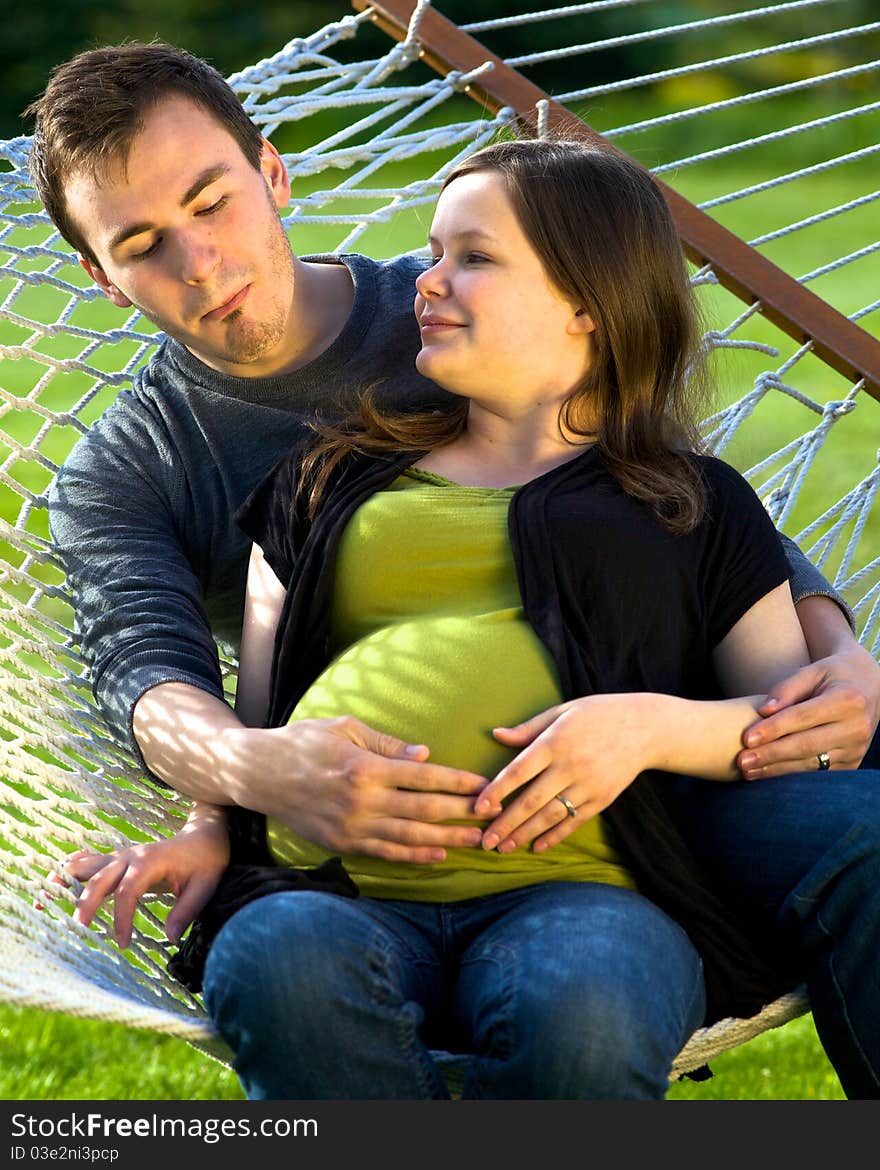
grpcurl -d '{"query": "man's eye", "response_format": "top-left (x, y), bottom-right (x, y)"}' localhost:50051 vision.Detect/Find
top-left (465, 252), bottom-right (489, 264)
top-left (132, 239), bottom-right (161, 261)
top-left (198, 197), bottom-right (227, 216)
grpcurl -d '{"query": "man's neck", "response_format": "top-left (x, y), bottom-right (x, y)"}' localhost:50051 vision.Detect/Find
top-left (280, 257), bottom-right (355, 374)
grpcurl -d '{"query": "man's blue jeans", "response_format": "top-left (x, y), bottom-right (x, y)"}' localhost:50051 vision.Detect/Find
top-left (669, 760), bottom-right (880, 1100)
top-left (203, 880), bottom-right (706, 1099)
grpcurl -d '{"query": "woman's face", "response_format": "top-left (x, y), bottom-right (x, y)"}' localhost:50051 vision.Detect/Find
top-left (413, 170), bottom-right (594, 417)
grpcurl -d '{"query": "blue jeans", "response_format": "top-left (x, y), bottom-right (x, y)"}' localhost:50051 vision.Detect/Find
top-left (203, 880), bottom-right (706, 1099)
top-left (669, 751), bottom-right (880, 1100)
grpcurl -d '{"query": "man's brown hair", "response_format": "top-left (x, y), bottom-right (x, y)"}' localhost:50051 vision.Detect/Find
top-left (24, 41), bottom-right (264, 264)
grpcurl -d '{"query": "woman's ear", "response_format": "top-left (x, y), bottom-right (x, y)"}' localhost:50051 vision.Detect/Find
top-left (78, 257), bottom-right (133, 308)
top-left (568, 308), bottom-right (596, 335)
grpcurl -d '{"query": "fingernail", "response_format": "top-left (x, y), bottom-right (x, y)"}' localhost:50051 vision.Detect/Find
top-left (740, 753), bottom-right (756, 768)
top-left (404, 744), bottom-right (426, 757)
top-left (763, 697), bottom-right (780, 708)
top-left (498, 839), bottom-right (516, 854)
top-left (483, 833), bottom-right (499, 851)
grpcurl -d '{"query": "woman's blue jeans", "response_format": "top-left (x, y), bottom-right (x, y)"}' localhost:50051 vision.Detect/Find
top-left (668, 758), bottom-right (880, 1100)
top-left (203, 880), bottom-right (706, 1099)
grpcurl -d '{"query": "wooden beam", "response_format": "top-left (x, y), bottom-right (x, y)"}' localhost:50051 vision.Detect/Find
top-left (353, 0), bottom-right (880, 397)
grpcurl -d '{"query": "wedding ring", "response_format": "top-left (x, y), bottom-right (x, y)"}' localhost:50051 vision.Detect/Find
top-left (817, 752), bottom-right (831, 771)
top-left (556, 794), bottom-right (578, 818)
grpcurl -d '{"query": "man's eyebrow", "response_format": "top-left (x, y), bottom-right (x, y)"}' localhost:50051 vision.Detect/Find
top-left (108, 165), bottom-right (232, 252)
top-left (180, 164), bottom-right (231, 209)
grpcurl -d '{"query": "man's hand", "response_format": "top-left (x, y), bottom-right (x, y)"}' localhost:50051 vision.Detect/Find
top-left (134, 685), bottom-right (489, 864)
top-left (738, 643), bottom-right (880, 777)
top-left (236, 716), bottom-right (489, 863)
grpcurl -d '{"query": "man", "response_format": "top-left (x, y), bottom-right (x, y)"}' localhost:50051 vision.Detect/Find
top-left (28, 42), bottom-right (880, 1097)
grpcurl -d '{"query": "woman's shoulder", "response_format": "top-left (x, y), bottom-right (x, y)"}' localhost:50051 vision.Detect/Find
top-left (687, 452), bottom-right (778, 540)
top-left (688, 451), bottom-right (760, 496)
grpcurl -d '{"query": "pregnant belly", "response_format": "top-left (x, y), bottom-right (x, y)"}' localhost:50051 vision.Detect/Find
top-left (267, 610), bottom-right (634, 898)
top-left (289, 608), bottom-right (562, 779)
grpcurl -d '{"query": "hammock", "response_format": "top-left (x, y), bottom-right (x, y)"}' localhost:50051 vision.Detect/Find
top-left (1, 0), bottom-right (878, 1088)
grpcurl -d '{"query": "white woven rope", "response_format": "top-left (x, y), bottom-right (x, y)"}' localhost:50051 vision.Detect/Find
top-left (556, 21), bottom-right (880, 102)
top-left (465, 0), bottom-right (652, 32)
top-left (1, 0), bottom-right (877, 1083)
top-left (607, 60), bottom-right (880, 139)
top-left (505, 0), bottom-right (846, 66)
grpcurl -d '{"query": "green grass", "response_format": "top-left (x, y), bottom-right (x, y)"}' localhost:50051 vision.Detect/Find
top-left (0, 1004), bottom-right (243, 1101)
top-left (0, 1002), bottom-right (842, 1100)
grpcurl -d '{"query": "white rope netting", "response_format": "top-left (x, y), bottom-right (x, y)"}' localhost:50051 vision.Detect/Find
top-left (1, 0), bottom-right (877, 1080)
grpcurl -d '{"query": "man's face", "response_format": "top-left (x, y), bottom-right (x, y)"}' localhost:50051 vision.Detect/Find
top-left (65, 96), bottom-right (297, 377)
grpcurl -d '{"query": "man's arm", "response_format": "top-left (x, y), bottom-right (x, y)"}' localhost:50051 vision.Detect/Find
top-left (49, 397), bottom-right (227, 757)
top-left (132, 683), bottom-right (487, 862)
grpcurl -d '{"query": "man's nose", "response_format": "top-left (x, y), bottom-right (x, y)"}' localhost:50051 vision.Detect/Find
top-left (178, 232), bottom-right (221, 285)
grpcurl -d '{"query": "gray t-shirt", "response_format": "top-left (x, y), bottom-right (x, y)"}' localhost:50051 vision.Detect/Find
top-left (47, 251), bottom-right (848, 758)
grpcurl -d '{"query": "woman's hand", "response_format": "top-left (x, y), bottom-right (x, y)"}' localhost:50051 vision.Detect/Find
top-left (60, 804), bottom-right (231, 949)
top-left (475, 695), bottom-right (651, 855)
top-left (474, 689), bottom-right (770, 855)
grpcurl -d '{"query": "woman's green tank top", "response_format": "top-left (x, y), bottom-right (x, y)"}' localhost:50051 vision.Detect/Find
top-left (267, 468), bottom-right (634, 900)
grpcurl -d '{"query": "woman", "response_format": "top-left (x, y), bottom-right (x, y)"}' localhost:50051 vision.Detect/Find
top-left (65, 139), bottom-right (809, 1099)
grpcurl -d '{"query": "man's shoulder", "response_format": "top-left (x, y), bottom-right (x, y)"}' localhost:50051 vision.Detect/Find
top-left (50, 339), bottom-right (193, 475)
top-left (335, 250), bottom-right (428, 300)
top-left (332, 250), bottom-right (427, 276)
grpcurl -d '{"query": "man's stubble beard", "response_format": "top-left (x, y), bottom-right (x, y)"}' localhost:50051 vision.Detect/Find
top-left (218, 206), bottom-right (295, 367)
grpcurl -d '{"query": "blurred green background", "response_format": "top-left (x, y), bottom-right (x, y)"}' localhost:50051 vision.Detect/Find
top-left (7, 0), bottom-right (878, 144)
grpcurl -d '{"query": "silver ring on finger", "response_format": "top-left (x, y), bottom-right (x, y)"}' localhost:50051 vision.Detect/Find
top-left (817, 751), bottom-right (831, 771)
top-left (555, 794), bottom-right (578, 818)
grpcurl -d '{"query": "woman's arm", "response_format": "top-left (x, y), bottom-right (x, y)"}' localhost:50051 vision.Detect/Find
top-left (234, 542), bottom-right (287, 728)
top-left (476, 582), bottom-right (810, 853)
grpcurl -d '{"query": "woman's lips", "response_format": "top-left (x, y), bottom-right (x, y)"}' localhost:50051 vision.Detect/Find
top-left (419, 317), bottom-right (464, 333)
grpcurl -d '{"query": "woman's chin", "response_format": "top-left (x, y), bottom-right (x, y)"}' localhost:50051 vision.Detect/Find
top-left (415, 351), bottom-right (467, 397)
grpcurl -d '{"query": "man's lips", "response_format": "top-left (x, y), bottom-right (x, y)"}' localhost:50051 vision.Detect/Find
top-left (202, 284), bottom-right (250, 322)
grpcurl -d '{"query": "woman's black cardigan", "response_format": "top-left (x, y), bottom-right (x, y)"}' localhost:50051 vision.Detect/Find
top-left (233, 443), bottom-right (802, 1027)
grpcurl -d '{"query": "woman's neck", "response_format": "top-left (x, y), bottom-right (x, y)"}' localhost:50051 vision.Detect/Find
top-left (415, 402), bottom-right (593, 488)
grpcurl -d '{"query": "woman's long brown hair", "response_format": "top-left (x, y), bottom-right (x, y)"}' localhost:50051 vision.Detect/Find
top-left (300, 137), bottom-right (711, 532)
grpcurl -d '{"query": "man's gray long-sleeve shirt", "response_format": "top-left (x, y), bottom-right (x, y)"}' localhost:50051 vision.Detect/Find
top-left (47, 251), bottom-right (849, 759)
